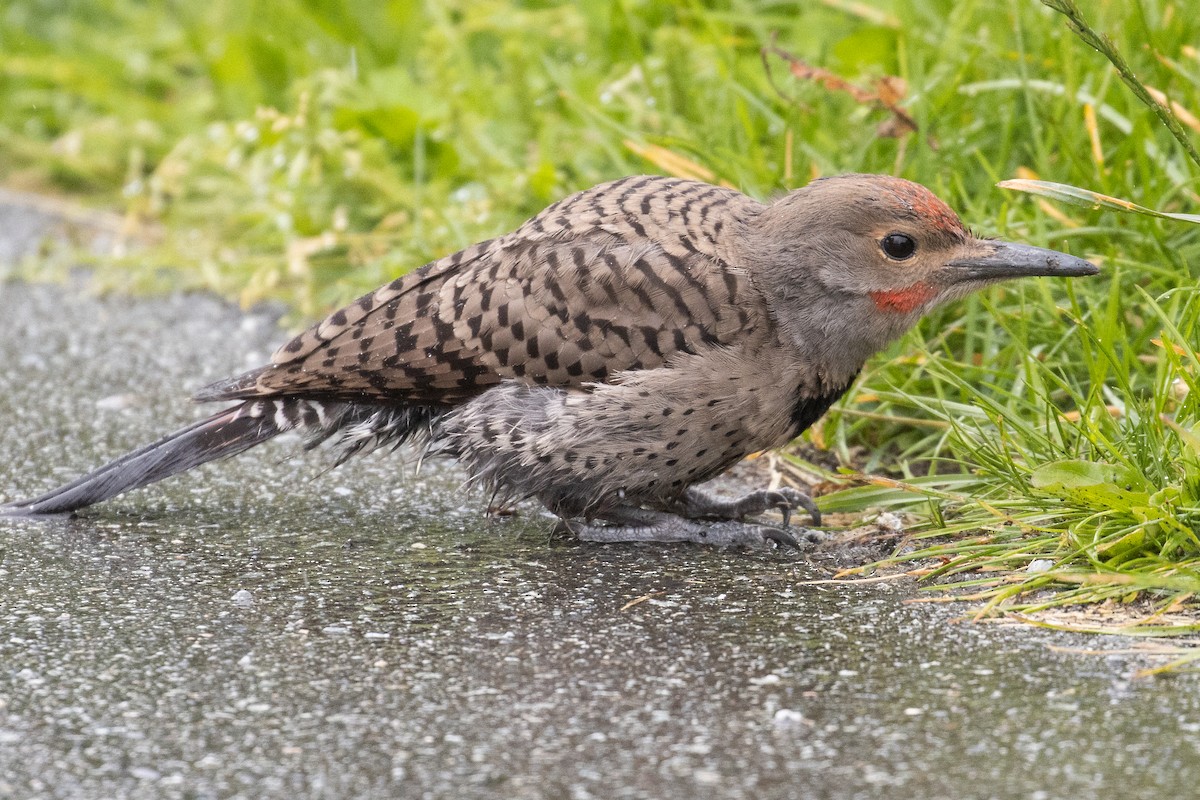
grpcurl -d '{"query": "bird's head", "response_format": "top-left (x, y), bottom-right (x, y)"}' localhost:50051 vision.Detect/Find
top-left (744, 174), bottom-right (1098, 385)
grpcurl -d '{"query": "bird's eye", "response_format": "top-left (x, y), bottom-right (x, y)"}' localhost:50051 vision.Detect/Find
top-left (881, 232), bottom-right (917, 261)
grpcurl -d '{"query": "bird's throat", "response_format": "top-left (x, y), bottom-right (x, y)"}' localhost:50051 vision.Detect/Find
top-left (869, 282), bottom-right (937, 313)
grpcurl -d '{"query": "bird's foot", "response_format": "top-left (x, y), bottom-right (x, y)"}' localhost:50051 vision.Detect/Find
top-left (558, 508), bottom-right (821, 549)
top-left (677, 486), bottom-right (821, 526)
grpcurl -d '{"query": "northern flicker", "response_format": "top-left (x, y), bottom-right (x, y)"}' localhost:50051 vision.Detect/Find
top-left (2, 175), bottom-right (1097, 546)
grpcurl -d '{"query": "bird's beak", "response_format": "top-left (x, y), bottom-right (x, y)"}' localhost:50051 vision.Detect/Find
top-left (945, 240), bottom-right (1099, 282)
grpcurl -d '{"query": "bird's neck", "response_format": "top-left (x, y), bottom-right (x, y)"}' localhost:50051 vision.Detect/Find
top-left (767, 294), bottom-right (903, 393)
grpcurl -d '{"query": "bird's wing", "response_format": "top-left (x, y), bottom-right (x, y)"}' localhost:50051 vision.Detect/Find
top-left (197, 176), bottom-right (769, 406)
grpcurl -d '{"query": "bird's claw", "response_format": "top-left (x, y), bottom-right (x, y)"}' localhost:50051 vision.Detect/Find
top-left (760, 526), bottom-right (801, 550)
top-left (763, 487), bottom-right (821, 527)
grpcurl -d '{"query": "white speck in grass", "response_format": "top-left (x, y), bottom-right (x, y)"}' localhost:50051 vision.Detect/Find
top-left (875, 512), bottom-right (904, 535)
top-left (903, 707), bottom-right (924, 716)
top-left (236, 121), bottom-right (259, 143)
top-left (1027, 559), bottom-right (1055, 574)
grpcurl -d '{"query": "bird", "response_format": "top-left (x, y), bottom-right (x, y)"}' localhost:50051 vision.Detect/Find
top-left (1, 174), bottom-right (1098, 546)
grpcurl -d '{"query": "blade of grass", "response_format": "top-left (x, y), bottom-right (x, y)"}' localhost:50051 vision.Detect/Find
top-left (1041, 0), bottom-right (1200, 170)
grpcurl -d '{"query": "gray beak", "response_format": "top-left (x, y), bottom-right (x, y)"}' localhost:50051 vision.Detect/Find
top-left (946, 240), bottom-right (1099, 281)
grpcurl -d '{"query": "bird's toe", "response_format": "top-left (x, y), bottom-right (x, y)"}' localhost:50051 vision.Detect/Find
top-left (758, 525), bottom-right (802, 550)
top-left (760, 487), bottom-right (822, 526)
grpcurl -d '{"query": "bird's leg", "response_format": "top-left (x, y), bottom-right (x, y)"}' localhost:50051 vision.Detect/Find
top-left (559, 506), bottom-right (815, 549)
top-left (675, 486), bottom-right (822, 527)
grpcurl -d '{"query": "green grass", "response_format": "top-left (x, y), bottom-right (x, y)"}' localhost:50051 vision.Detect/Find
top-left (3, 0), bottom-right (1200, 633)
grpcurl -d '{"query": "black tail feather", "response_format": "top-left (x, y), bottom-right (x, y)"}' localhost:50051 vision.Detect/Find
top-left (2, 402), bottom-right (287, 516)
top-left (2, 398), bottom-right (444, 517)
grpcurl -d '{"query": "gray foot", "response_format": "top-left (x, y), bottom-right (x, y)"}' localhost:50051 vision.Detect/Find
top-left (559, 508), bottom-right (821, 549)
top-left (677, 486), bottom-right (821, 526)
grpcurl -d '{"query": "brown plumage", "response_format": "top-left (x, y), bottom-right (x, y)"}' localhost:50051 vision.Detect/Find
top-left (3, 175), bottom-right (1098, 546)
top-left (201, 177), bottom-right (762, 403)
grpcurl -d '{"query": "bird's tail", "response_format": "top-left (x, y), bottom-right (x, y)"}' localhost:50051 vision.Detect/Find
top-left (2, 399), bottom-right (321, 516)
top-left (3, 396), bottom-right (444, 517)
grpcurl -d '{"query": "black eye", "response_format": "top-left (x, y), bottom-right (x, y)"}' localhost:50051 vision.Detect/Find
top-left (881, 232), bottom-right (916, 260)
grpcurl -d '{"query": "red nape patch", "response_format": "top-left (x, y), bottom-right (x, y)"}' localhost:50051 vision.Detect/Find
top-left (870, 283), bottom-right (937, 313)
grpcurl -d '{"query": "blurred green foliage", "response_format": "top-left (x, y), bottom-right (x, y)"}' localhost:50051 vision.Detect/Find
top-left (6, 1), bottom-right (1195, 319)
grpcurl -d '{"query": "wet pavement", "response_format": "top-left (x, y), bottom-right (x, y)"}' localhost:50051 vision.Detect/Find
top-left (2, 204), bottom-right (1200, 799)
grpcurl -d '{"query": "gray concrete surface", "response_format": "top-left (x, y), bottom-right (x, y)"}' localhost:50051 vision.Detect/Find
top-left (1, 200), bottom-right (1199, 799)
